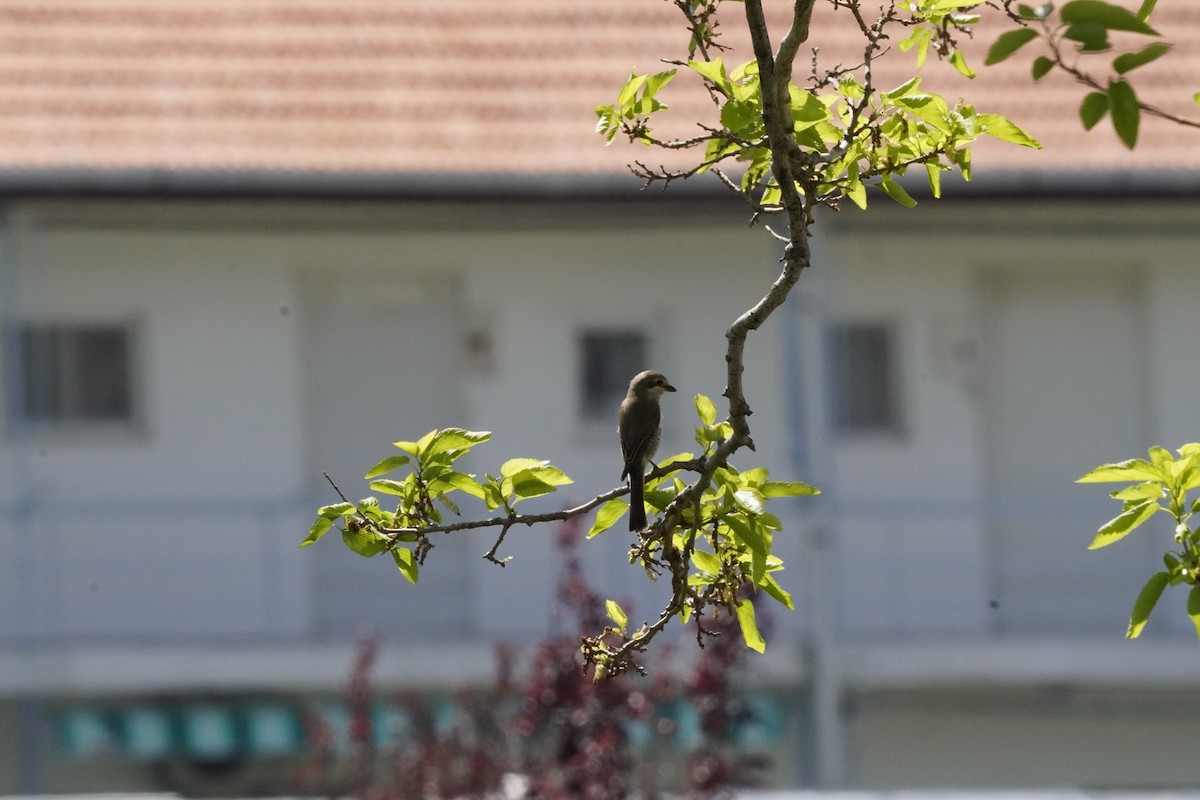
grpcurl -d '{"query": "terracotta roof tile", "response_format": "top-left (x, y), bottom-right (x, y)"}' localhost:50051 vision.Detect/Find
top-left (0, 0), bottom-right (1194, 178)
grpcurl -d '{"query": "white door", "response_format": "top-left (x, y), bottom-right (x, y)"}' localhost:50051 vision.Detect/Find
top-left (980, 269), bottom-right (1162, 634)
top-left (300, 271), bottom-right (473, 641)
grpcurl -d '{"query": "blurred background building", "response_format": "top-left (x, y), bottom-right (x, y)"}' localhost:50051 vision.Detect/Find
top-left (0, 0), bottom-right (1198, 794)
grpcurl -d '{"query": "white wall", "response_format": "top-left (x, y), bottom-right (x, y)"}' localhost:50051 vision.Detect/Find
top-left (0, 199), bottom-right (805, 647)
top-left (3, 194), bottom-right (1197, 650)
top-left (822, 199), bottom-right (1200, 638)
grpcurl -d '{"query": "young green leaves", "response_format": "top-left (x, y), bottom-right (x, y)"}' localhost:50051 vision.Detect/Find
top-left (1079, 444), bottom-right (1200, 638)
top-left (597, 43), bottom-right (1039, 213)
top-left (986, 0), bottom-right (1177, 149)
top-left (595, 69), bottom-right (677, 144)
top-left (303, 428), bottom-right (573, 583)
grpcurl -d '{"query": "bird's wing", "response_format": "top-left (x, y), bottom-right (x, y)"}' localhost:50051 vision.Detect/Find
top-left (619, 399), bottom-right (661, 478)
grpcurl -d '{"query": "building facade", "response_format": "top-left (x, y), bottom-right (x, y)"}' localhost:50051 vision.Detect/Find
top-left (0, 0), bottom-right (1198, 793)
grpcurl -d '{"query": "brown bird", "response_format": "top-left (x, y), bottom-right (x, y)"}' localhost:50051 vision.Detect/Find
top-left (618, 370), bottom-right (676, 531)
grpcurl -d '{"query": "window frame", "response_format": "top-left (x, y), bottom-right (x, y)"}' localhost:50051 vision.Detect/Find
top-left (577, 327), bottom-right (650, 426)
top-left (828, 319), bottom-right (906, 439)
top-left (3, 317), bottom-right (146, 438)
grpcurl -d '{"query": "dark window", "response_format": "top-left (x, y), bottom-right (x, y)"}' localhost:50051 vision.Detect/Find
top-left (580, 330), bottom-right (647, 420)
top-left (8, 323), bottom-right (136, 426)
top-left (831, 322), bottom-right (901, 435)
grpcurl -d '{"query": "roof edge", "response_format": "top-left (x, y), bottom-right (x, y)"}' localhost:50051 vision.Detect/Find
top-left (0, 167), bottom-right (1196, 202)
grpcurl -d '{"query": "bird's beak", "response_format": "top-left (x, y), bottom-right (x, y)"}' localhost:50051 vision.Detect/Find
top-left (665, 383), bottom-right (677, 392)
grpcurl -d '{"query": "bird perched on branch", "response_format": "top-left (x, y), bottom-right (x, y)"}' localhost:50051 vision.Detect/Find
top-left (618, 370), bottom-right (676, 531)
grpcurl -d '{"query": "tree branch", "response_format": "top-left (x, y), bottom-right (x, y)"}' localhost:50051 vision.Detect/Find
top-left (592, 1), bottom-right (820, 675)
top-left (777, 0), bottom-right (820, 84)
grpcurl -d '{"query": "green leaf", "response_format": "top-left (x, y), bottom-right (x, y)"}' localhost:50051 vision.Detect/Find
top-left (880, 176), bottom-right (918, 208)
top-left (393, 438), bottom-right (422, 456)
top-left (702, 135), bottom-right (741, 171)
top-left (688, 58), bottom-right (732, 93)
top-left (595, 104), bottom-right (618, 142)
top-left (1126, 571), bottom-right (1169, 638)
top-left (838, 74), bottom-right (864, 100)
top-left (501, 458), bottom-right (547, 477)
top-left (898, 26), bottom-right (932, 69)
top-left (925, 162), bottom-right (943, 199)
top-left (426, 428), bottom-right (490, 456)
top-left (528, 464), bottom-right (573, 487)
top-left (481, 477), bottom-right (505, 511)
top-left (617, 72), bottom-right (647, 107)
top-left (761, 573), bottom-right (795, 610)
top-left (1089, 499), bottom-right (1159, 549)
top-left (1188, 587), bottom-right (1200, 639)
top-left (1061, 0), bottom-right (1159, 34)
top-left (1032, 55), bottom-right (1056, 80)
top-left (643, 68), bottom-right (677, 100)
top-left (392, 547), bottom-right (419, 584)
top-left (342, 528), bottom-right (388, 557)
top-left (733, 489), bottom-right (766, 515)
top-left (952, 146), bottom-right (971, 181)
top-left (748, 548), bottom-right (767, 589)
top-left (758, 185), bottom-right (782, 208)
top-left (1178, 453), bottom-right (1200, 492)
top-left (414, 429), bottom-right (438, 456)
top-left (977, 113), bottom-right (1042, 148)
top-left (509, 473), bottom-right (556, 500)
top-left (606, 599), bottom-right (629, 635)
top-left (739, 466), bottom-right (770, 486)
top-left (1135, 0), bottom-right (1157, 20)
top-left (364, 455), bottom-right (411, 479)
top-left (1110, 482), bottom-right (1163, 502)
top-left (931, 0), bottom-right (980, 11)
top-left (735, 599), bottom-right (767, 653)
top-left (726, 514), bottom-right (769, 557)
top-left (1064, 21), bottom-right (1112, 52)
top-left (691, 549), bottom-right (722, 576)
top-left (657, 452), bottom-right (695, 472)
top-left (441, 471), bottom-right (486, 499)
top-left (316, 501), bottom-right (354, 518)
top-left (1107, 78), bottom-right (1140, 148)
top-left (1113, 42), bottom-right (1170, 73)
top-left (845, 170), bottom-right (867, 209)
top-left (505, 463), bottom-right (572, 500)
top-left (368, 479), bottom-right (408, 496)
top-left (790, 86), bottom-right (832, 125)
top-left (302, 516), bottom-right (334, 547)
top-left (1077, 457), bottom-right (1163, 483)
top-left (885, 77), bottom-right (922, 100)
top-left (588, 498), bottom-right (629, 538)
top-left (695, 394), bottom-right (718, 427)
top-left (949, 50), bottom-right (977, 79)
top-left (303, 502), bottom-right (357, 546)
top-left (761, 480), bottom-right (820, 497)
top-left (985, 28), bottom-right (1040, 65)
top-left (1075, 89), bottom-right (1108, 128)
top-left (721, 100), bottom-right (760, 134)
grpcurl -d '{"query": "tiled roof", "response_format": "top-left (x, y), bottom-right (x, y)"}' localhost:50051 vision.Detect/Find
top-left (0, 0), bottom-right (1195, 181)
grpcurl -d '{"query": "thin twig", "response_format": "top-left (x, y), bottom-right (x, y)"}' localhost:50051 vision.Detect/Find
top-left (324, 473), bottom-right (351, 504)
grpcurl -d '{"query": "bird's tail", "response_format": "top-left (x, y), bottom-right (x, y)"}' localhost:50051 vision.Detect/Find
top-left (628, 469), bottom-right (647, 531)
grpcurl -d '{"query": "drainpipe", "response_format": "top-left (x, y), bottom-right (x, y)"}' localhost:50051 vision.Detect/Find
top-left (781, 236), bottom-right (847, 787)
